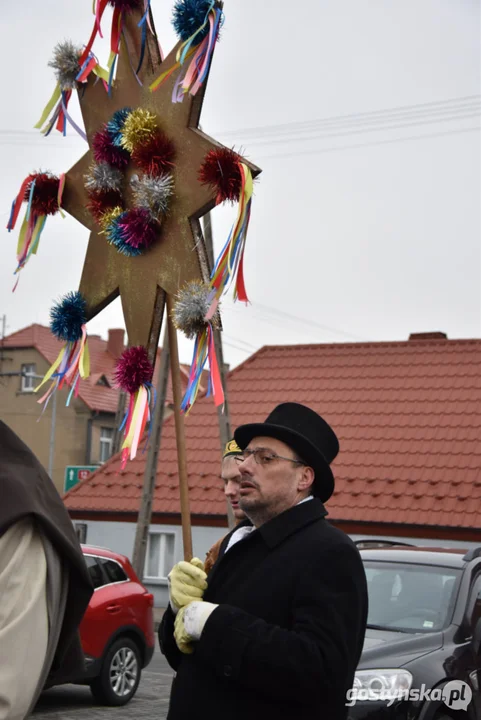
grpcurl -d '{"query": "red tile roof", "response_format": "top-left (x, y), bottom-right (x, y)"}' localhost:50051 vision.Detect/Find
top-left (64, 336), bottom-right (481, 532)
top-left (3, 324), bottom-right (200, 414)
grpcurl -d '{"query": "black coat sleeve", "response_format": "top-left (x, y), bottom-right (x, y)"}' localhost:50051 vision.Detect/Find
top-left (158, 605), bottom-right (183, 671)
top-left (194, 542), bottom-right (367, 706)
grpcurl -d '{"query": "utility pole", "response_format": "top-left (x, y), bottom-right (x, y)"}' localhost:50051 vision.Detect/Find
top-left (203, 213), bottom-right (236, 530)
top-left (132, 319), bottom-right (171, 577)
top-left (112, 390), bottom-right (127, 455)
top-left (47, 388), bottom-right (57, 478)
top-left (0, 315), bottom-right (6, 376)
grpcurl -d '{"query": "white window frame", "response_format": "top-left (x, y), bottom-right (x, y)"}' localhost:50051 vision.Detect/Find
top-left (144, 531), bottom-right (176, 581)
top-left (21, 363), bottom-right (36, 392)
top-left (99, 427), bottom-right (114, 463)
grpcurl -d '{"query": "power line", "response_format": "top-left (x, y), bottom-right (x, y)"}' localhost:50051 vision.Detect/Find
top-left (1, 96), bottom-right (479, 149)
top-left (216, 95), bottom-right (481, 139)
top-left (255, 125), bottom-right (480, 161)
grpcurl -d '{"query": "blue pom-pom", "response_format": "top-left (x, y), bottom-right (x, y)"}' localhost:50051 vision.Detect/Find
top-left (172, 0), bottom-right (213, 43)
top-left (50, 291), bottom-right (87, 342)
top-left (106, 107), bottom-right (132, 148)
top-left (105, 213), bottom-right (142, 257)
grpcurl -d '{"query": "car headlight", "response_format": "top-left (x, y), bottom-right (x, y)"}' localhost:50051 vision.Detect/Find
top-left (349, 669), bottom-right (413, 703)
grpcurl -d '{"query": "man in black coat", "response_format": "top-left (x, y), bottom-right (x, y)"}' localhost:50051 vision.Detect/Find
top-left (159, 403), bottom-right (368, 720)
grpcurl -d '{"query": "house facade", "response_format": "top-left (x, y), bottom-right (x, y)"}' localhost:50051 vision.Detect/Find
top-left (64, 332), bottom-right (481, 607)
top-left (0, 324), bottom-right (199, 494)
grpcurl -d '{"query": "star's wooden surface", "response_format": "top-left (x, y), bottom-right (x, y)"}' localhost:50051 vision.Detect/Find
top-left (61, 7), bottom-right (260, 362)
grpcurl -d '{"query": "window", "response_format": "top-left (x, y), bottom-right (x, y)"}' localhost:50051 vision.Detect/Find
top-left (145, 532), bottom-right (175, 579)
top-left (98, 557), bottom-right (128, 584)
top-left (84, 555), bottom-right (105, 589)
top-left (364, 561), bottom-right (461, 632)
top-left (21, 363), bottom-right (36, 392)
top-left (99, 427), bottom-right (114, 463)
top-left (75, 523), bottom-right (87, 543)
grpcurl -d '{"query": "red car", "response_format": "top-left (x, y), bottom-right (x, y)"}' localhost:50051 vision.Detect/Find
top-left (75, 544), bottom-right (155, 705)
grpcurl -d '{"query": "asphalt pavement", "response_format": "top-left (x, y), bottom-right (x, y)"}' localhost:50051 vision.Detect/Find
top-left (32, 648), bottom-right (174, 720)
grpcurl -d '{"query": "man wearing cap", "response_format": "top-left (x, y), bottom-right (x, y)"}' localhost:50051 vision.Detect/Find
top-left (159, 403), bottom-right (368, 720)
top-left (204, 439), bottom-right (246, 574)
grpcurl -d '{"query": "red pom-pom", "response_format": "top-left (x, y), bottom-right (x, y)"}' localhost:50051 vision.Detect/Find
top-left (131, 130), bottom-right (176, 176)
top-left (24, 173), bottom-right (60, 216)
top-left (86, 189), bottom-right (123, 223)
top-left (92, 127), bottom-right (129, 169)
top-left (118, 208), bottom-right (158, 250)
top-left (199, 148), bottom-right (242, 204)
top-left (108, 0), bottom-right (141, 11)
top-left (114, 346), bottom-right (153, 394)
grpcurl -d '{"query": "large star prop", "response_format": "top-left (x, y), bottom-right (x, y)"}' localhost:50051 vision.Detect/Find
top-left (62, 5), bottom-right (260, 364)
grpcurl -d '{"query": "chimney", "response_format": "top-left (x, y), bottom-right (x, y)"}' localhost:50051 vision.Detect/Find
top-left (408, 332), bottom-right (448, 341)
top-left (107, 328), bottom-right (125, 359)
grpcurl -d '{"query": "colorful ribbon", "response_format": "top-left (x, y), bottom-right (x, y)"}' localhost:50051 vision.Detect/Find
top-left (35, 326), bottom-right (90, 409)
top-left (150, 1), bottom-right (220, 96)
top-left (35, 53), bottom-right (108, 138)
top-left (205, 163), bottom-right (254, 319)
top-left (181, 323), bottom-right (224, 414)
top-left (119, 384), bottom-right (152, 469)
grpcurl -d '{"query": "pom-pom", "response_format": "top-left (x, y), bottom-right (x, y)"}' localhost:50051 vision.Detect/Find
top-left (130, 173), bottom-right (174, 218)
top-left (113, 208), bottom-right (160, 255)
top-left (106, 107), bottom-right (133, 147)
top-left (85, 163), bottom-right (124, 193)
top-left (87, 189), bottom-right (124, 223)
top-left (25, 173), bottom-right (60, 216)
top-left (50, 291), bottom-right (87, 343)
top-left (114, 346), bottom-right (153, 394)
top-left (108, 0), bottom-right (141, 11)
top-left (93, 127), bottom-right (129, 169)
top-left (173, 0), bottom-right (213, 43)
top-left (98, 205), bottom-right (124, 233)
top-left (131, 130), bottom-right (176, 176)
top-left (199, 148), bottom-right (242, 204)
top-left (48, 40), bottom-right (82, 90)
top-left (120, 109), bottom-right (158, 154)
top-left (172, 280), bottom-right (219, 339)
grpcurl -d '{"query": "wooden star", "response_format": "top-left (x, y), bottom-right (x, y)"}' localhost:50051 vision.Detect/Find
top-left (61, 5), bottom-right (260, 364)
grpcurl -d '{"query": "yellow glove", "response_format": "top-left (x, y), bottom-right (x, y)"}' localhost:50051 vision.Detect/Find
top-left (174, 605), bottom-right (195, 654)
top-left (174, 600), bottom-right (219, 654)
top-left (168, 557), bottom-right (208, 612)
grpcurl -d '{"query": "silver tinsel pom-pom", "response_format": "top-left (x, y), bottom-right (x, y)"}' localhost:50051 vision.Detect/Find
top-left (48, 41), bottom-right (83, 90)
top-left (130, 173), bottom-right (174, 219)
top-left (84, 163), bottom-right (124, 193)
top-left (172, 280), bottom-right (219, 339)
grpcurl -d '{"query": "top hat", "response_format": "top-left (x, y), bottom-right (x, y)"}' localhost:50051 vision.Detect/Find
top-left (234, 402), bottom-right (339, 502)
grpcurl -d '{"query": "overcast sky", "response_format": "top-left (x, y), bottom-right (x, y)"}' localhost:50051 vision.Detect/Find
top-left (1, 0), bottom-right (479, 368)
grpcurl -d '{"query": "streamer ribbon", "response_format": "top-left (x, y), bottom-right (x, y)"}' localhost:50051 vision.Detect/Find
top-left (35, 326), bottom-right (90, 409)
top-left (206, 163), bottom-right (254, 319)
top-left (120, 385), bottom-right (152, 469)
top-left (150, 1), bottom-right (220, 94)
top-left (181, 323), bottom-right (224, 414)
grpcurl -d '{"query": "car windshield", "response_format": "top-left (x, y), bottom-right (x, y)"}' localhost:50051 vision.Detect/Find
top-left (363, 561), bottom-right (461, 632)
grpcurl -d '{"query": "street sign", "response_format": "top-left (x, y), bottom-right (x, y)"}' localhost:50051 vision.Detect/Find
top-left (64, 465), bottom-right (99, 493)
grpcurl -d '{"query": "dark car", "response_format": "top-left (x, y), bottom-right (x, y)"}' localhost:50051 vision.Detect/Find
top-left (348, 544), bottom-right (481, 720)
top-left (72, 545), bottom-right (155, 705)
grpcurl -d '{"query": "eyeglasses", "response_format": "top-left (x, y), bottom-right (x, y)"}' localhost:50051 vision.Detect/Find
top-left (235, 448), bottom-right (305, 467)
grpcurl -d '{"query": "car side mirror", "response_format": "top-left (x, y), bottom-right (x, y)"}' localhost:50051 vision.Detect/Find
top-left (473, 618), bottom-right (481, 656)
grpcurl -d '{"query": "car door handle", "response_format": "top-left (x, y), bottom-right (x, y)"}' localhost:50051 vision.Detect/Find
top-left (106, 604), bottom-right (121, 613)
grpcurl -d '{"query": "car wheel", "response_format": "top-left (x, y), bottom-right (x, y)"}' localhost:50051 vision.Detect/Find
top-left (90, 637), bottom-right (141, 706)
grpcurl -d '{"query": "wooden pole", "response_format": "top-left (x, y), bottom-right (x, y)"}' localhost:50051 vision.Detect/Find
top-left (203, 214), bottom-right (236, 530)
top-left (166, 295), bottom-right (193, 561)
top-left (132, 320), bottom-right (170, 578)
